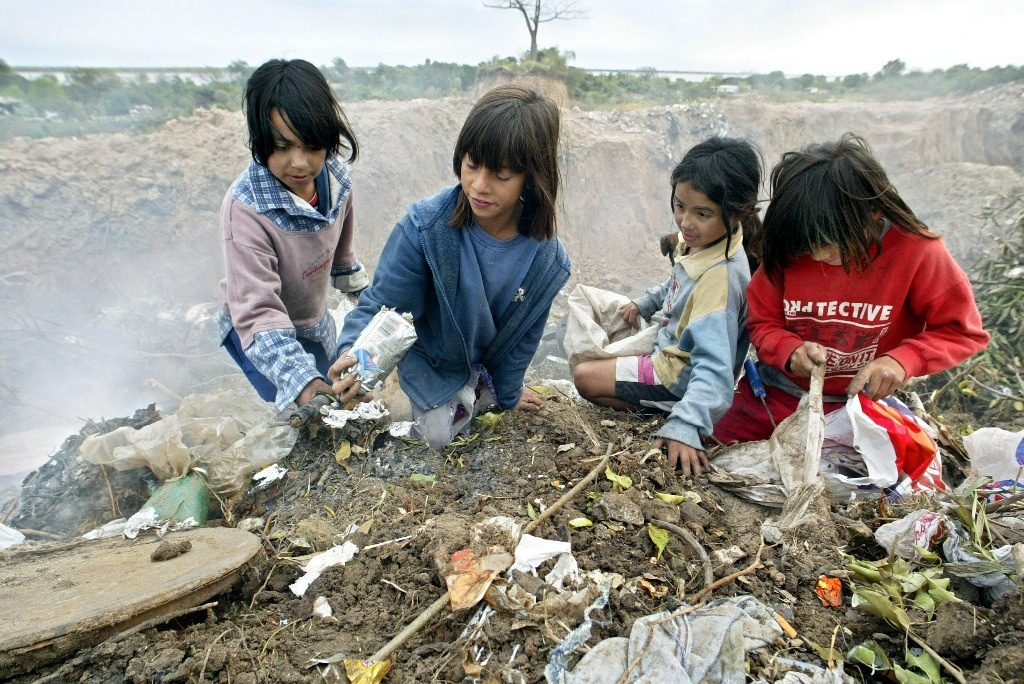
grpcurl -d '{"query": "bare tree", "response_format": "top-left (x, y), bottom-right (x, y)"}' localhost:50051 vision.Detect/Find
top-left (484, 1), bottom-right (588, 61)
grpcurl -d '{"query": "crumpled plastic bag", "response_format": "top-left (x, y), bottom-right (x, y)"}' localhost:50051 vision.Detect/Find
top-left (873, 510), bottom-right (949, 561)
top-left (561, 285), bottom-right (660, 371)
top-left (711, 391), bottom-right (944, 506)
top-left (963, 427), bottom-right (1024, 494)
top-left (552, 595), bottom-right (785, 684)
top-left (819, 395), bottom-right (944, 500)
top-left (79, 389), bottom-right (297, 495)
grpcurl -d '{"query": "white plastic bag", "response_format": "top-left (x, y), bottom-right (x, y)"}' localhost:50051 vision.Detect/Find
top-left (963, 427), bottom-right (1024, 486)
top-left (562, 285), bottom-right (659, 371)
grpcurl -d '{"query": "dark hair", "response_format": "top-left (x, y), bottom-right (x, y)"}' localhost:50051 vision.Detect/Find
top-left (670, 137), bottom-right (763, 268)
top-left (450, 84), bottom-right (560, 240)
top-left (243, 58), bottom-right (358, 166)
top-left (761, 132), bottom-right (936, 283)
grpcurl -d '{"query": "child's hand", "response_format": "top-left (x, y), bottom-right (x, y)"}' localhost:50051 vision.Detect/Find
top-left (619, 302), bottom-right (640, 325)
top-left (787, 342), bottom-right (827, 378)
top-left (655, 438), bottom-right (709, 478)
top-left (516, 386), bottom-right (543, 411)
top-left (846, 355), bottom-right (906, 400)
top-left (327, 355), bottom-right (366, 404)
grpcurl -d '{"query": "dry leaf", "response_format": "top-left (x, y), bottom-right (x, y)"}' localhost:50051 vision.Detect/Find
top-left (343, 658), bottom-right (392, 684)
top-left (334, 440), bottom-right (351, 465)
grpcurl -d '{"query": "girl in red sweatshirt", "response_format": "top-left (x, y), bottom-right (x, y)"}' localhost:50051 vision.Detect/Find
top-left (714, 133), bottom-right (989, 443)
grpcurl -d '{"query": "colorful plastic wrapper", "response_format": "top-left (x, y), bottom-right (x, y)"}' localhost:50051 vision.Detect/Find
top-left (347, 308), bottom-right (417, 393)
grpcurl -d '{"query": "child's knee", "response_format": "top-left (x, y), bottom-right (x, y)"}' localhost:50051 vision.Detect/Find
top-left (416, 422), bottom-right (454, 451)
top-left (572, 361), bottom-right (604, 400)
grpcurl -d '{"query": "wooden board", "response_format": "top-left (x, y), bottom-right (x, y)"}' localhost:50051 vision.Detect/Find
top-left (0, 527), bottom-right (261, 675)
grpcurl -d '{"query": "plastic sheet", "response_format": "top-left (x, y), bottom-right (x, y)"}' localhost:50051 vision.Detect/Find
top-left (79, 389), bottom-right (297, 496)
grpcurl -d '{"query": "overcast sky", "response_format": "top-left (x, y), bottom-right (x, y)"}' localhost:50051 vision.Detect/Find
top-left (3, 0), bottom-right (1021, 77)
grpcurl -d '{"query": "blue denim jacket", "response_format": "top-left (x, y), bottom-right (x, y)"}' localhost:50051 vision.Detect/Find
top-left (338, 185), bottom-right (571, 410)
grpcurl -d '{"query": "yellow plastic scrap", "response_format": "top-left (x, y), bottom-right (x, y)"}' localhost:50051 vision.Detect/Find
top-left (343, 658), bottom-right (392, 684)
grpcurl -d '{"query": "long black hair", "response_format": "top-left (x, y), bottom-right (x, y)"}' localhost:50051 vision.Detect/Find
top-left (671, 136), bottom-right (763, 269)
top-left (450, 84), bottom-right (561, 240)
top-left (761, 132), bottom-right (936, 283)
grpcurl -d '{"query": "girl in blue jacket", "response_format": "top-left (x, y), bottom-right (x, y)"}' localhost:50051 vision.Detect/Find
top-left (329, 84), bottom-right (571, 450)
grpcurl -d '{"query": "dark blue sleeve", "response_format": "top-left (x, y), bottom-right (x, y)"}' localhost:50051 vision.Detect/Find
top-left (489, 302), bottom-right (553, 409)
top-left (337, 217), bottom-right (427, 354)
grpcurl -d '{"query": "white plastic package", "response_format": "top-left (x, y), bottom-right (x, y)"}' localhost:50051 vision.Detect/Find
top-left (345, 308), bottom-right (417, 393)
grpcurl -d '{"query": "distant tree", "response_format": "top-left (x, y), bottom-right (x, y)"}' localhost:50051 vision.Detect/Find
top-left (876, 59), bottom-right (906, 79)
top-left (483, 0), bottom-right (587, 61)
top-left (227, 60), bottom-right (252, 84)
top-left (842, 73), bottom-right (868, 89)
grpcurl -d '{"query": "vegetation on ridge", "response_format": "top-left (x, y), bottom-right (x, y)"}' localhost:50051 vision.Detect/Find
top-left (2, 52), bottom-right (1023, 141)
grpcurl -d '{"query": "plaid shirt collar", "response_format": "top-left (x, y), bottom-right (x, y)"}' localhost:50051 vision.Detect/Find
top-left (234, 156), bottom-right (351, 232)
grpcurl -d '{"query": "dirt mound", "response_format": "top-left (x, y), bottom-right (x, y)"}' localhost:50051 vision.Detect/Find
top-left (3, 389), bottom-right (1022, 683)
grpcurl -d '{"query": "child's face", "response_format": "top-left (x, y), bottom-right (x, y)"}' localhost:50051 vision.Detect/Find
top-left (266, 108), bottom-right (327, 202)
top-left (809, 245), bottom-right (843, 266)
top-left (459, 154), bottom-right (526, 238)
top-left (672, 181), bottom-right (727, 255)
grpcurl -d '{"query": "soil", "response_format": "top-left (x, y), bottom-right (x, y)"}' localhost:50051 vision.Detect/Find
top-left (3, 386), bottom-right (1024, 683)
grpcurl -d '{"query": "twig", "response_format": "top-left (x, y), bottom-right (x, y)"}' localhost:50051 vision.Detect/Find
top-left (99, 463), bottom-right (117, 518)
top-left (198, 628), bottom-right (233, 681)
top-left (967, 374), bottom-right (1024, 403)
top-left (689, 538), bottom-right (764, 603)
top-left (650, 518), bottom-right (713, 590)
top-left (908, 630), bottom-right (966, 684)
top-left (525, 445), bottom-right (615, 535)
top-left (928, 360), bottom-right (979, 411)
top-left (114, 601), bottom-right (218, 642)
top-left (369, 592), bottom-right (450, 664)
top-left (16, 528), bottom-right (63, 540)
top-left (381, 578), bottom-right (407, 594)
top-left (986, 492), bottom-right (1024, 514)
top-left (249, 564), bottom-right (277, 611)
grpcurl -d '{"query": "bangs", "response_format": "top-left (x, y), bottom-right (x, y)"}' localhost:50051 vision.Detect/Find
top-left (274, 84), bottom-right (339, 151)
top-left (457, 105), bottom-right (530, 173)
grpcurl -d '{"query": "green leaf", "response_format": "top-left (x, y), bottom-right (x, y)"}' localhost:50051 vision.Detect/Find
top-left (656, 491), bottom-right (701, 505)
top-left (527, 501), bottom-right (537, 519)
top-left (925, 580), bottom-right (959, 606)
top-left (605, 466), bottom-right (633, 490)
top-left (906, 650), bottom-right (942, 683)
top-left (911, 544), bottom-right (941, 562)
top-left (846, 641), bottom-right (892, 672)
top-left (409, 473), bottom-right (436, 483)
top-left (912, 589), bottom-right (936, 616)
top-left (473, 411), bottom-right (503, 430)
top-left (568, 517), bottom-right (593, 528)
top-left (898, 572), bottom-right (929, 594)
top-left (850, 587), bottom-right (910, 631)
top-left (894, 664), bottom-right (933, 684)
top-left (647, 524), bottom-right (669, 560)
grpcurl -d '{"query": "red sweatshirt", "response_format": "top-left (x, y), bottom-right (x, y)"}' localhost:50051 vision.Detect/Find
top-left (748, 225), bottom-right (989, 397)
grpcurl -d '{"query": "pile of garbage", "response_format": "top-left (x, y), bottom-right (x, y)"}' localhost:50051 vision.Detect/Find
top-left (1, 369), bottom-right (1022, 682)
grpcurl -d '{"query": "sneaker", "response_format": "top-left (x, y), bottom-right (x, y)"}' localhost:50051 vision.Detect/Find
top-left (331, 262), bottom-right (370, 294)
